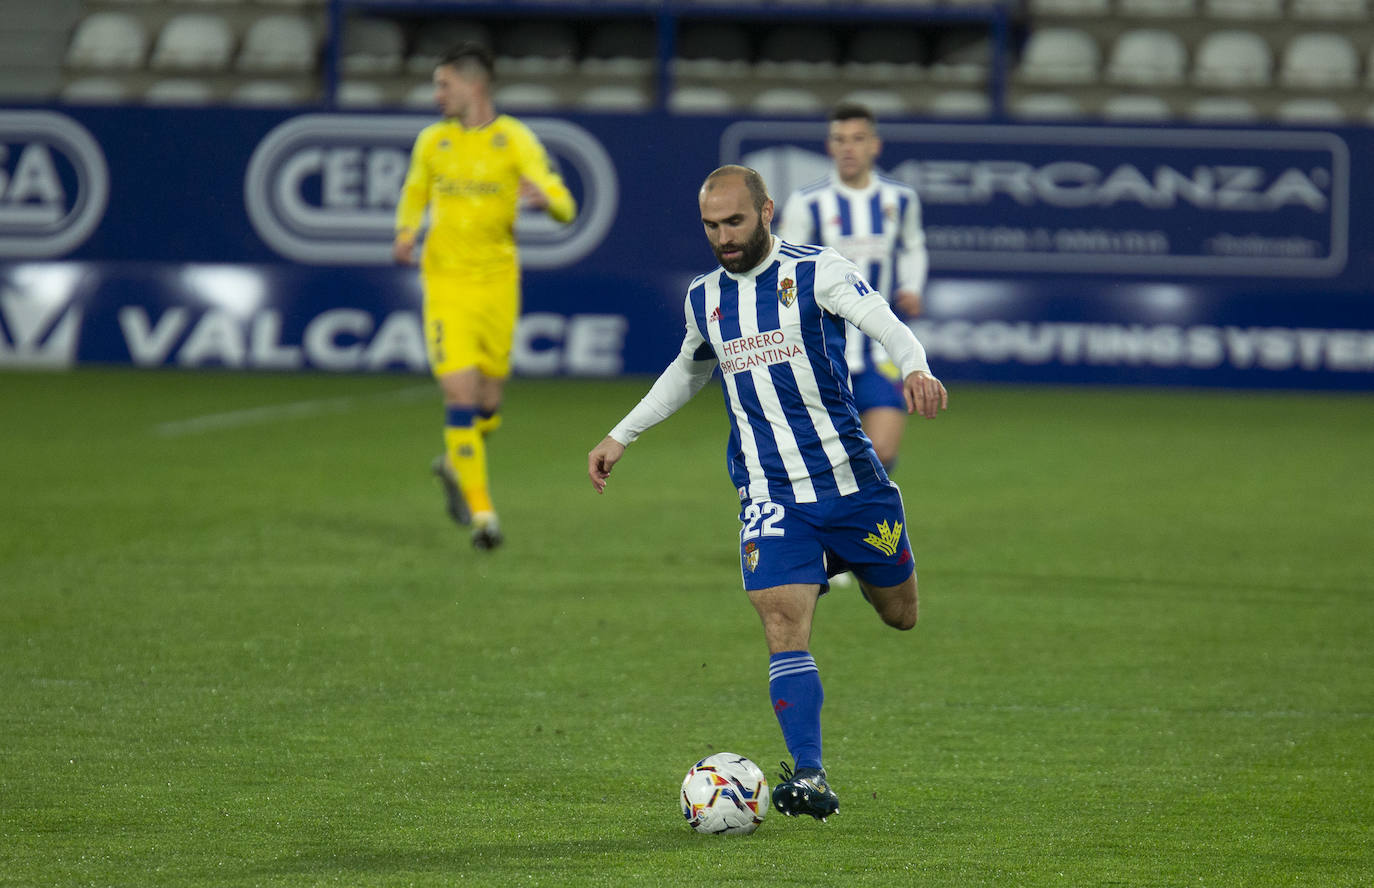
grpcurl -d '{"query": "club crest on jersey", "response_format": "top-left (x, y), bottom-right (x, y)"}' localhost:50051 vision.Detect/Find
top-left (863, 519), bottom-right (903, 557)
top-left (491, 133), bottom-right (507, 149)
top-left (777, 276), bottom-right (797, 307)
top-left (743, 541), bottom-right (760, 572)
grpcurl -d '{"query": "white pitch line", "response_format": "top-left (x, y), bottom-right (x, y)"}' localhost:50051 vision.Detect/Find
top-left (152, 384), bottom-right (435, 437)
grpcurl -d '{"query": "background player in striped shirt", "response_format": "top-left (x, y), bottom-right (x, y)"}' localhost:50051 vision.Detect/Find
top-left (587, 166), bottom-right (946, 821)
top-left (395, 43), bottom-right (576, 550)
top-left (777, 103), bottom-right (928, 473)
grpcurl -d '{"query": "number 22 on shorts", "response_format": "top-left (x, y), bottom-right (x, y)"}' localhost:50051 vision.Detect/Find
top-left (741, 501), bottom-right (786, 540)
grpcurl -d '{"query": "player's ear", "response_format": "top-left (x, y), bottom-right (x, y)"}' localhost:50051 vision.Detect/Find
top-left (760, 198), bottom-right (775, 227)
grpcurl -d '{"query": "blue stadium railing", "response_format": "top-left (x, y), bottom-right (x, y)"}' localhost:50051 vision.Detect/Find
top-left (323, 0), bottom-right (1014, 114)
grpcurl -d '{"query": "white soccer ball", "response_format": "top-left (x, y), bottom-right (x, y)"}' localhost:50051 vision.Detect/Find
top-left (680, 752), bottom-right (769, 835)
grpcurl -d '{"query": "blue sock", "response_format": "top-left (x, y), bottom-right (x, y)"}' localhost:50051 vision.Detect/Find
top-left (769, 651), bottom-right (824, 771)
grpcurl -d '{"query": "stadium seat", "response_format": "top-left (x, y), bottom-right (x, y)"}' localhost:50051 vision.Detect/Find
top-left (336, 80), bottom-right (387, 107)
top-left (1290, 0), bottom-right (1369, 18)
top-left (840, 89), bottom-right (910, 116)
top-left (667, 85), bottom-right (735, 114)
top-left (60, 77), bottom-right (130, 104)
top-left (1016, 28), bottom-right (1100, 85)
top-left (496, 22), bottom-right (577, 76)
top-left (1012, 92), bottom-right (1086, 119)
top-left (150, 13), bottom-right (235, 71)
top-left (342, 17), bottom-right (405, 75)
top-left (170, 0), bottom-right (244, 5)
top-left (66, 12), bottom-right (147, 70)
top-left (1100, 94), bottom-right (1175, 120)
top-left (750, 86), bottom-right (824, 115)
top-left (928, 33), bottom-right (990, 83)
top-left (1029, 0), bottom-right (1110, 14)
top-left (230, 80), bottom-right (304, 106)
top-left (578, 84), bottom-right (651, 112)
top-left (1192, 30), bottom-right (1272, 88)
top-left (236, 14), bottom-right (315, 73)
top-left (1188, 95), bottom-right (1259, 120)
top-left (927, 89), bottom-right (992, 117)
top-left (755, 26), bottom-right (841, 79)
top-left (1279, 33), bottom-right (1359, 89)
top-left (144, 78), bottom-right (215, 105)
top-left (675, 23), bottom-right (752, 79)
top-left (1118, 0), bottom-right (1198, 14)
top-left (1106, 29), bottom-right (1188, 86)
top-left (843, 28), bottom-right (924, 82)
top-left (1203, 0), bottom-right (1282, 16)
top-left (1274, 97), bottom-right (1347, 123)
top-left (492, 82), bottom-right (561, 111)
top-left (408, 21), bottom-right (492, 74)
top-left (401, 82), bottom-right (433, 108)
top-left (581, 21), bottom-right (655, 77)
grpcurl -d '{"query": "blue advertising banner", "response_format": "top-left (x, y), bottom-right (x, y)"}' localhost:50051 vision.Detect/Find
top-left (0, 106), bottom-right (1370, 388)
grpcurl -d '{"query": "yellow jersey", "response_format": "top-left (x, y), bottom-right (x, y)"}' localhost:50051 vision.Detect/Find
top-left (395, 115), bottom-right (576, 279)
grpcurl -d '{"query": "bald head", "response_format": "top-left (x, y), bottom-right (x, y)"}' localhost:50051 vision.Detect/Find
top-left (701, 165), bottom-right (771, 215)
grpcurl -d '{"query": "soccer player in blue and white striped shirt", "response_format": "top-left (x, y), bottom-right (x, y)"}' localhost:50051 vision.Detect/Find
top-left (777, 103), bottom-right (928, 472)
top-left (588, 166), bottom-right (947, 821)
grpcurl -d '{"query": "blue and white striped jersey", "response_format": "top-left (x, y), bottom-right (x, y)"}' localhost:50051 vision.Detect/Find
top-left (679, 239), bottom-right (896, 505)
top-left (777, 172), bottom-right (927, 303)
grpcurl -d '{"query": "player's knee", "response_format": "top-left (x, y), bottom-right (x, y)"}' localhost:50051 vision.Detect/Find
top-left (881, 600), bottom-right (918, 631)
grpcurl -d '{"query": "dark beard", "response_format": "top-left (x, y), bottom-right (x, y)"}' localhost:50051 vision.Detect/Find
top-left (715, 223), bottom-right (772, 274)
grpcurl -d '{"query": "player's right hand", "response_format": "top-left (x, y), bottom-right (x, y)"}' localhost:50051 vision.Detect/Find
top-left (588, 436), bottom-right (626, 494)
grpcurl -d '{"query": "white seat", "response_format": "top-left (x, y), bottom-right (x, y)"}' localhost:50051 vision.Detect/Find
top-left (1101, 94), bottom-right (1174, 120)
top-left (927, 89), bottom-right (992, 117)
top-left (1106, 29), bottom-right (1188, 86)
top-left (1029, 0), bottom-right (1110, 13)
top-left (496, 22), bottom-right (576, 76)
top-left (342, 17), bottom-right (405, 75)
top-left (407, 21), bottom-right (491, 74)
top-left (336, 80), bottom-right (386, 107)
top-left (1017, 28), bottom-right (1100, 85)
top-left (675, 23), bottom-right (751, 79)
top-left (61, 77), bottom-right (130, 103)
top-left (755, 26), bottom-right (840, 79)
top-left (150, 13), bottom-right (234, 71)
top-left (1275, 97), bottom-right (1347, 123)
top-left (492, 82), bottom-right (561, 111)
top-left (840, 89), bottom-right (909, 116)
top-left (1203, 0), bottom-right (1282, 15)
top-left (1188, 96), bottom-right (1259, 120)
top-left (1193, 30), bottom-right (1272, 87)
top-left (144, 78), bottom-right (214, 105)
top-left (668, 85), bottom-right (735, 114)
top-left (928, 33), bottom-right (990, 83)
top-left (1290, 0), bottom-right (1369, 17)
top-left (236, 14), bottom-right (315, 73)
top-left (1013, 92), bottom-right (1086, 119)
top-left (66, 12), bottom-right (147, 70)
top-left (578, 84), bottom-right (651, 112)
top-left (230, 80), bottom-right (303, 106)
top-left (1279, 33), bottom-right (1359, 88)
top-left (750, 86), bottom-right (824, 115)
top-left (1118, 0), bottom-right (1197, 14)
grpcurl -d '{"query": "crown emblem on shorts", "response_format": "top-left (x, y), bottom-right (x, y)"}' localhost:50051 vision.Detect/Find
top-left (743, 541), bottom-right (760, 572)
top-left (863, 519), bottom-right (903, 557)
top-left (777, 277), bottom-right (797, 307)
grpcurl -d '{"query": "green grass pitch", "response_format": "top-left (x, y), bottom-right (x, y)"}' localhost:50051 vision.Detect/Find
top-left (2, 369), bottom-right (1371, 887)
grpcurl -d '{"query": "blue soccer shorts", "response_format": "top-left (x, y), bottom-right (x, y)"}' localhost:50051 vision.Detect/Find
top-left (737, 483), bottom-right (915, 592)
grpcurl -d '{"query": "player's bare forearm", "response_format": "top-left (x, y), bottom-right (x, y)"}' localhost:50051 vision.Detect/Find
top-left (895, 289), bottom-right (923, 318)
top-left (393, 233), bottom-right (417, 265)
top-left (903, 371), bottom-right (948, 420)
top-left (587, 436), bottom-right (626, 493)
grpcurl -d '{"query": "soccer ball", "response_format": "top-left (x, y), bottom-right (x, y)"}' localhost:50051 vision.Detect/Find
top-left (680, 753), bottom-right (769, 835)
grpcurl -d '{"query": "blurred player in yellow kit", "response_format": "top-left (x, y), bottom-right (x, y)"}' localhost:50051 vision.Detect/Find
top-left (395, 43), bottom-right (576, 550)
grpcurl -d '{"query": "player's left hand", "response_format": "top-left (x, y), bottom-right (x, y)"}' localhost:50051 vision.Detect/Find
top-left (895, 289), bottom-right (923, 318)
top-left (903, 371), bottom-right (948, 420)
top-left (519, 178), bottom-right (550, 211)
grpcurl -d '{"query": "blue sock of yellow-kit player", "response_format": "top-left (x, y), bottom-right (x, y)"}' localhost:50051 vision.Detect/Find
top-left (769, 651), bottom-right (824, 770)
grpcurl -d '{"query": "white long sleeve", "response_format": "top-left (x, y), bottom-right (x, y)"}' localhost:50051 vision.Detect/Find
top-left (608, 350), bottom-right (716, 446)
top-left (814, 248), bottom-right (930, 379)
top-left (851, 301), bottom-right (930, 378)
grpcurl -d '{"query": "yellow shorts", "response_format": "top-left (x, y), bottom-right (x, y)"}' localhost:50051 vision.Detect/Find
top-left (422, 269), bottom-right (520, 378)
